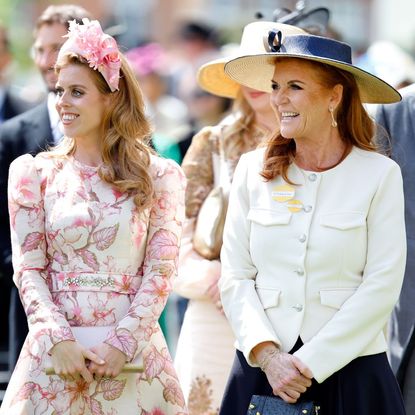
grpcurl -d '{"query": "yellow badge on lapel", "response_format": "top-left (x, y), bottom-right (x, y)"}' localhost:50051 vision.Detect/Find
top-left (287, 199), bottom-right (303, 213)
top-left (272, 184), bottom-right (295, 202)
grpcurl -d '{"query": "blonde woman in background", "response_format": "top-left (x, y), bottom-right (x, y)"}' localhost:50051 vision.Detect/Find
top-left (173, 21), bottom-right (304, 415)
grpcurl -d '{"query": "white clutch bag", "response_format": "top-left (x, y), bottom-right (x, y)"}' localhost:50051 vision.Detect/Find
top-left (45, 326), bottom-right (143, 375)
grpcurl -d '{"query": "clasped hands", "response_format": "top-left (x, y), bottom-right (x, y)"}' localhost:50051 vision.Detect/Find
top-left (50, 340), bottom-right (127, 383)
top-left (253, 342), bottom-right (313, 403)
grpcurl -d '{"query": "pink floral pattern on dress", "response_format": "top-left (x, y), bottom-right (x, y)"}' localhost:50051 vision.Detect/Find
top-left (1, 153), bottom-right (187, 415)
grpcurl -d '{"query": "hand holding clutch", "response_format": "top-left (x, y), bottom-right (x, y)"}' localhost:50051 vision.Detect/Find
top-left (48, 339), bottom-right (105, 382)
top-left (45, 326), bottom-right (143, 375)
top-left (87, 342), bottom-right (128, 379)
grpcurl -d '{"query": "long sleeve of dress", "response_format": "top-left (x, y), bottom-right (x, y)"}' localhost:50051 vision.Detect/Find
top-left (104, 159), bottom-right (186, 361)
top-left (8, 154), bottom-right (75, 355)
top-left (173, 127), bottom-right (221, 300)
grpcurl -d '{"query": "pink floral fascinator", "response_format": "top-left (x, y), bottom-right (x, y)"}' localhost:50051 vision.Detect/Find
top-left (58, 18), bottom-right (121, 92)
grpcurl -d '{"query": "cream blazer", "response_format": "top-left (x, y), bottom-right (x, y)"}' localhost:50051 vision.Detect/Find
top-left (219, 146), bottom-right (406, 383)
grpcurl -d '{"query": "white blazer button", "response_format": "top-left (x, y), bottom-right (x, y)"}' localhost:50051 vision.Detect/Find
top-left (303, 205), bottom-right (312, 212)
top-left (299, 234), bottom-right (307, 243)
top-left (308, 173), bottom-right (317, 181)
top-left (292, 304), bottom-right (303, 312)
top-left (295, 268), bottom-right (304, 276)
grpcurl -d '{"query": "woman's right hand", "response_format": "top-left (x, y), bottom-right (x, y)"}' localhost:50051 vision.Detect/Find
top-left (50, 340), bottom-right (105, 383)
top-left (253, 342), bottom-right (313, 403)
top-left (263, 351), bottom-right (313, 403)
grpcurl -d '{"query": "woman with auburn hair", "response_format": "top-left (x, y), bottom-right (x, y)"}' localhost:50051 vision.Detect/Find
top-left (218, 31), bottom-right (406, 414)
top-left (1, 19), bottom-right (187, 415)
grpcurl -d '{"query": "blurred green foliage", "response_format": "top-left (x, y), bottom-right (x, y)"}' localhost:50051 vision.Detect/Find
top-left (0, 0), bottom-right (35, 71)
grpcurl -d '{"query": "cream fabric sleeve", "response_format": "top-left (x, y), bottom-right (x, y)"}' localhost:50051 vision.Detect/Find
top-left (219, 153), bottom-right (281, 362)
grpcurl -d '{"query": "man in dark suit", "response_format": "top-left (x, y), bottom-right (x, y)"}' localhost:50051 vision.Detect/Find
top-left (0, 24), bottom-right (32, 124)
top-left (0, 25), bottom-right (33, 358)
top-left (376, 83), bottom-right (415, 412)
top-left (0, 4), bottom-right (91, 371)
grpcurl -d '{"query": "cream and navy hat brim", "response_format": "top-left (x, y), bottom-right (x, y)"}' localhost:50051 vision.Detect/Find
top-left (224, 33), bottom-right (401, 104)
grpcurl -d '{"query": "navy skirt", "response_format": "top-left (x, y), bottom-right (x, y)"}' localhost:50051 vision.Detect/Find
top-left (219, 339), bottom-right (406, 415)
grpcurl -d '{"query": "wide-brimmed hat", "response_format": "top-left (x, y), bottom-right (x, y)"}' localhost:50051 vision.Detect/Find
top-left (197, 22), bottom-right (305, 98)
top-left (224, 32), bottom-right (401, 104)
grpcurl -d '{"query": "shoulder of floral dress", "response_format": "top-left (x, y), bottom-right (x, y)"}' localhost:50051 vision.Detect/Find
top-left (9, 153), bottom-right (39, 178)
top-left (10, 152), bottom-right (66, 180)
top-left (8, 154), bottom-right (43, 206)
top-left (149, 154), bottom-right (186, 187)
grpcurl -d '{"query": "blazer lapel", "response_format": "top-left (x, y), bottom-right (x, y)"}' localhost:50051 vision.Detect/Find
top-left (20, 103), bottom-right (53, 154)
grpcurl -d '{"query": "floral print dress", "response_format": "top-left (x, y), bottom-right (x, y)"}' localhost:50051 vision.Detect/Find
top-left (0, 153), bottom-right (188, 415)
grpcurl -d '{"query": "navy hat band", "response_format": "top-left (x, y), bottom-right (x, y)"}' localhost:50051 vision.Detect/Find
top-left (270, 32), bottom-right (352, 65)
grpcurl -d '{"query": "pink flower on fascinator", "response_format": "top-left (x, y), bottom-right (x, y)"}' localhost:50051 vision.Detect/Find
top-left (60, 18), bottom-right (121, 91)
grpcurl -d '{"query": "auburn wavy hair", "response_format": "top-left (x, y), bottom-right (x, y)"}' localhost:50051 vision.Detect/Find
top-left (261, 58), bottom-right (376, 182)
top-left (51, 53), bottom-right (154, 211)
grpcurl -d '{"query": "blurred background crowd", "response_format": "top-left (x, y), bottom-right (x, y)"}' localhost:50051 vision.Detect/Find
top-left (1, 0), bottom-right (415, 405)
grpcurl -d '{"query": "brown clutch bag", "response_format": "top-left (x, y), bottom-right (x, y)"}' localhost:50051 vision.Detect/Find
top-left (45, 326), bottom-right (144, 375)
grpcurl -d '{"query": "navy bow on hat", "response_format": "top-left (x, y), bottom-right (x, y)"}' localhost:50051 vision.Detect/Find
top-left (267, 31), bottom-right (352, 66)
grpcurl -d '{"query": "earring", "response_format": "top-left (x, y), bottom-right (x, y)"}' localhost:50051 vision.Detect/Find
top-left (329, 106), bottom-right (338, 128)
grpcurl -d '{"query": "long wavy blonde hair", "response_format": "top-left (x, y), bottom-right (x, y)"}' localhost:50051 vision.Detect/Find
top-left (51, 53), bottom-right (154, 211)
top-left (222, 90), bottom-right (260, 159)
top-left (261, 59), bottom-right (376, 182)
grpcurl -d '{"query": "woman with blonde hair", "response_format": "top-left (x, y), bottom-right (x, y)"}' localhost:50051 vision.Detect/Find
top-left (173, 21), bottom-right (304, 415)
top-left (1, 19), bottom-right (187, 415)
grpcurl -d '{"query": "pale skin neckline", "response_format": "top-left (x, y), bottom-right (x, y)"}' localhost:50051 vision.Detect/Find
top-left (70, 155), bottom-right (102, 170)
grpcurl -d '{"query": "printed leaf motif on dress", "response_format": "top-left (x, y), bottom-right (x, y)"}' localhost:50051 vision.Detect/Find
top-left (147, 229), bottom-right (178, 260)
top-left (89, 397), bottom-right (104, 415)
top-left (22, 231), bottom-right (45, 253)
top-left (10, 381), bottom-right (36, 405)
top-left (101, 378), bottom-right (126, 401)
top-left (106, 327), bottom-right (138, 358)
top-left (79, 248), bottom-right (100, 270)
top-left (93, 224), bottom-right (119, 250)
top-left (163, 378), bottom-right (186, 407)
top-left (143, 344), bottom-right (165, 381)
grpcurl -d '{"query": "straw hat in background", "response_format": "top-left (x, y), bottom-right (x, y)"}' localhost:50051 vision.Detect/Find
top-left (197, 21), bottom-right (305, 98)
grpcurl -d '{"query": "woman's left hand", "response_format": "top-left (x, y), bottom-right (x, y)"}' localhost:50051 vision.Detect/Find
top-left (88, 343), bottom-right (127, 379)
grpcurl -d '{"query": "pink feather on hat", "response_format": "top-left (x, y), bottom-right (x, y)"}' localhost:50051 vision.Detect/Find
top-left (59, 18), bottom-right (121, 92)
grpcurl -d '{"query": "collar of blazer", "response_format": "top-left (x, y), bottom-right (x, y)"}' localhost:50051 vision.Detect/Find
top-left (19, 102), bottom-right (54, 152)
